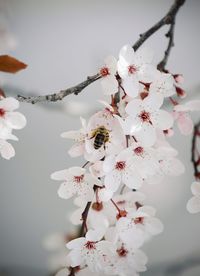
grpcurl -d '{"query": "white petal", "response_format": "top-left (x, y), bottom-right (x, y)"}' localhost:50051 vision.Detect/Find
top-left (152, 110), bottom-right (174, 130)
top-left (0, 139), bottom-right (15, 159)
top-left (191, 181), bottom-right (200, 196)
top-left (122, 76), bottom-right (139, 98)
top-left (86, 229), bottom-right (104, 242)
top-left (0, 97), bottom-right (19, 111)
top-left (103, 154), bottom-right (116, 173)
top-left (61, 130), bottom-right (81, 139)
top-left (143, 93), bottom-right (163, 111)
top-left (146, 217), bottom-right (164, 235)
top-left (135, 47), bottom-right (154, 65)
top-left (177, 113), bottom-right (193, 135)
top-left (105, 55), bottom-right (117, 74)
top-left (119, 44), bottom-right (135, 65)
top-left (122, 167), bottom-right (142, 190)
top-left (101, 76), bottom-right (118, 95)
top-left (51, 169), bottom-right (69, 180)
top-left (104, 170), bottom-right (121, 192)
top-left (98, 187), bottom-right (113, 202)
top-left (68, 142), bottom-right (85, 157)
top-left (5, 112), bottom-right (26, 129)
top-left (67, 237), bottom-right (86, 249)
top-left (68, 166), bottom-right (86, 176)
top-left (138, 64), bottom-right (158, 83)
top-left (67, 249), bottom-right (83, 267)
top-left (187, 196), bottom-right (200, 214)
top-left (125, 99), bottom-right (143, 117)
top-left (57, 182), bottom-right (73, 199)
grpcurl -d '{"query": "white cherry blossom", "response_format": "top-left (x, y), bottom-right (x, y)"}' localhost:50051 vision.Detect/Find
top-left (103, 149), bottom-right (143, 192)
top-left (117, 44), bottom-right (157, 98)
top-left (125, 94), bottom-right (173, 145)
top-left (66, 229), bottom-right (114, 273)
top-left (149, 71), bottom-right (176, 103)
top-left (173, 100), bottom-right (200, 135)
top-left (187, 181), bottom-right (200, 214)
top-left (0, 97), bottom-right (26, 130)
top-left (111, 243), bottom-right (148, 276)
top-left (51, 167), bottom-right (102, 201)
top-left (99, 56), bottom-right (118, 95)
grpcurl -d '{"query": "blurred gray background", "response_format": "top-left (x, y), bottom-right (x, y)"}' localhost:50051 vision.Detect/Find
top-left (0, 0), bottom-right (200, 275)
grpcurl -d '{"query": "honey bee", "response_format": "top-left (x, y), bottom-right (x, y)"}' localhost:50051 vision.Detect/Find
top-left (90, 126), bottom-right (110, 150)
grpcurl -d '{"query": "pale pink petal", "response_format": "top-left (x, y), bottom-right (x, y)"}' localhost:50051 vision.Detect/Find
top-left (187, 196), bottom-right (200, 214)
top-left (0, 97), bottom-right (19, 111)
top-left (68, 142), bottom-right (84, 157)
top-left (138, 64), bottom-right (158, 83)
top-left (145, 217), bottom-right (164, 235)
top-left (101, 75), bottom-right (118, 95)
top-left (51, 169), bottom-right (69, 180)
top-left (125, 99), bottom-right (143, 117)
top-left (5, 112), bottom-right (26, 129)
top-left (104, 55), bottom-right (117, 74)
top-left (135, 47), bottom-right (154, 65)
top-left (67, 249), bottom-right (83, 267)
top-left (57, 182), bottom-right (73, 199)
top-left (122, 76), bottom-right (139, 98)
top-left (152, 110), bottom-right (174, 130)
top-left (67, 237), bottom-right (86, 249)
top-left (104, 170), bottom-right (121, 192)
top-left (86, 229), bottom-right (104, 242)
top-left (177, 113), bottom-right (193, 135)
top-left (191, 181), bottom-right (200, 196)
top-left (68, 167), bottom-right (85, 175)
top-left (0, 139), bottom-right (15, 159)
top-left (122, 167), bottom-right (142, 190)
top-left (143, 93), bottom-right (163, 111)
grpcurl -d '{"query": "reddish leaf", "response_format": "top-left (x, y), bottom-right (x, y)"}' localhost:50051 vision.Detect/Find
top-left (0, 55), bottom-right (27, 73)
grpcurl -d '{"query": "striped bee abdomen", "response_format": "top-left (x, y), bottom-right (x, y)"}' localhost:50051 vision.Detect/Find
top-left (94, 133), bottom-right (105, 149)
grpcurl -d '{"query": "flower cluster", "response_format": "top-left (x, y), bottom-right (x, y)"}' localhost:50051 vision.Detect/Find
top-left (0, 96), bottom-right (26, 159)
top-left (51, 44), bottom-right (200, 275)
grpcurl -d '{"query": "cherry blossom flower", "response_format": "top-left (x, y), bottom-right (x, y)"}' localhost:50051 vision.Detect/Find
top-left (103, 149), bottom-right (143, 192)
top-left (66, 229), bottom-right (114, 273)
top-left (70, 196), bottom-right (115, 230)
top-left (117, 44), bottom-right (157, 98)
top-left (128, 205), bottom-right (164, 238)
top-left (51, 167), bottom-right (102, 201)
top-left (125, 94), bottom-right (173, 145)
top-left (187, 181), bottom-right (200, 214)
top-left (111, 243), bottom-right (148, 276)
top-left (0, 97), bottom-right (26, 159)
top-left (99, 56), bottom-right (118, 95)
top-left (173, 100), bottom-right (200, 135)
top-left (0, 97), bottom-right (26, 130)
top-left (149, 71), bottom-right (176, 104)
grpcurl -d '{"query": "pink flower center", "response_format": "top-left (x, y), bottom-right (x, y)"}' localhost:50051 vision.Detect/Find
top-left (139, 110), bottom-right (151, 123)
top-left (85, 241), bottom-right (96, 250)
top-left (134, 146), bottom-right (144, 156)
top-left (128, 65), bottom-right (137, 74)
top-left (0, 108), bottom-right (5, 117)
top-left (100, 67), bottom-right (110, 77)
top-left (117, 246), bottom-right (128, 257)
top-left (115, 161), bottom-right (126, 171)
top-left (73, 175), bottom-right (84, 183)
top-left (134, 216), bottom-right (144, 224)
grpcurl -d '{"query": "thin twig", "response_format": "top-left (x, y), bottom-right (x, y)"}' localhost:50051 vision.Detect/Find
top-left (191, 121), bottom-right (200, 180)
top-left (17, 0), bottom-right (185, 104)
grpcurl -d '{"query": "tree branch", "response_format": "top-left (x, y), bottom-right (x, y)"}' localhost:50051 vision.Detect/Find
top-left (17, 0), bottom-right (185, 104)
top-left (191, 121), bottom-right (200, 180)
